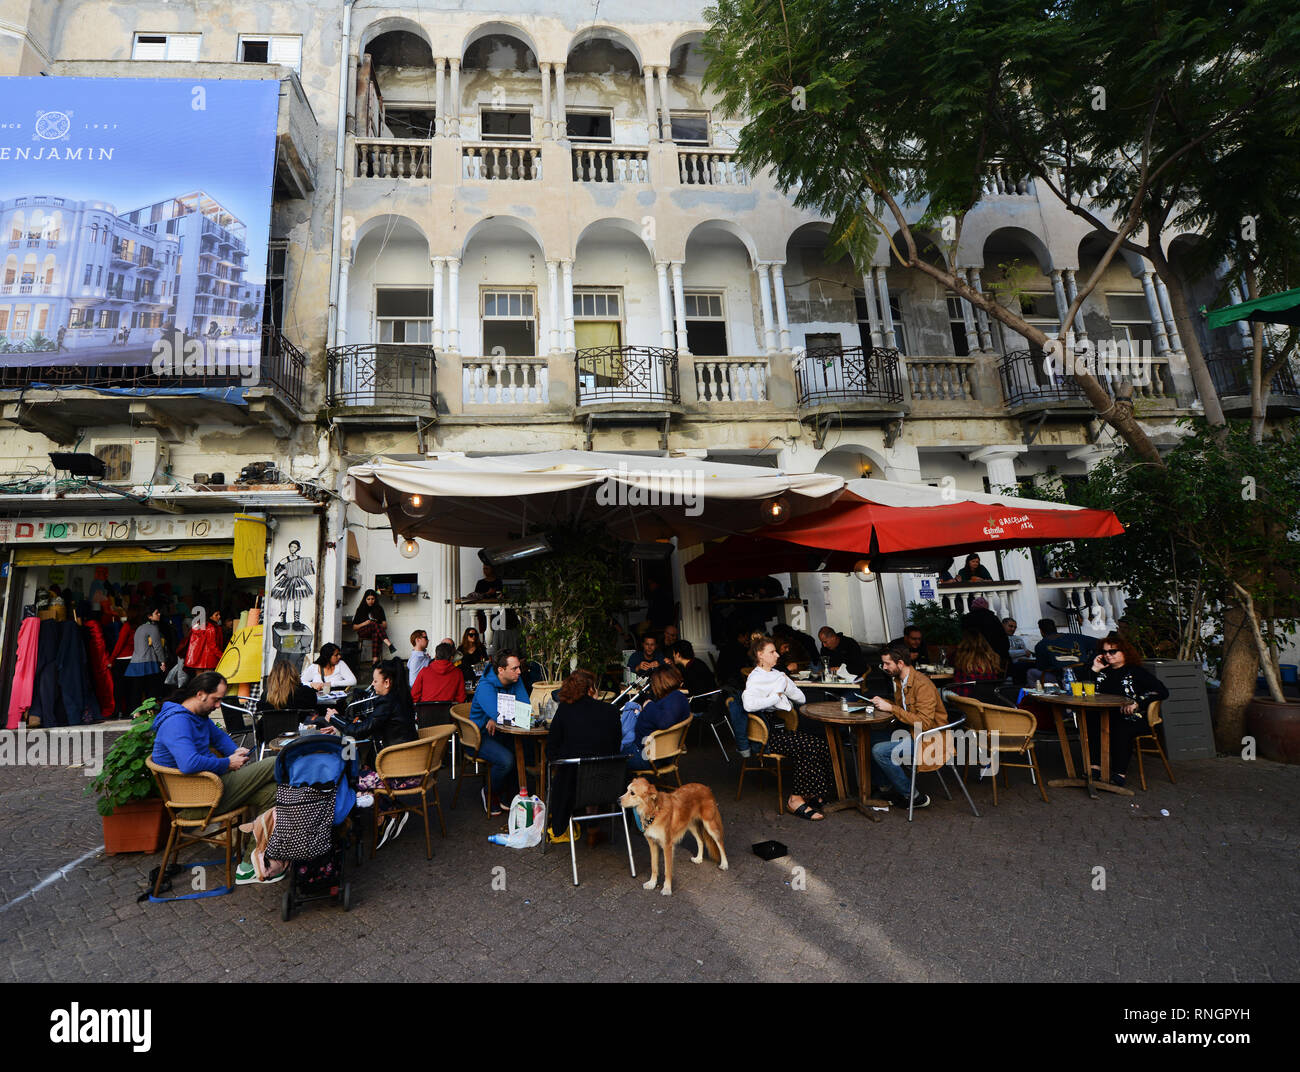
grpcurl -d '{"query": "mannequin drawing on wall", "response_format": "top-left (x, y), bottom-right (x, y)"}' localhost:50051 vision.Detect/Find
top-left (269, 539), bottom-right (315, 665)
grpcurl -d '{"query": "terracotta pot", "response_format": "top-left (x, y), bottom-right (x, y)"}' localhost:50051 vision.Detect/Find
top-left (101, 797), bottom-right (169, 855)
top-left (1244, 697), bottom-right (1300, 764)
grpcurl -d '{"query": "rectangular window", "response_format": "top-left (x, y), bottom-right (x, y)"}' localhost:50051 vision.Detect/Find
top-left (263, 241), bottom-right (287, 332)
top-left (97, 309), bottom-right (119, 329)
top-left (1106, 292), bottom-right (1154, 355)
top-left (670, 112), bottom-right (710, 145)
top-left (805, 332), bottom-right (842, 354)
top-left (132, 33), bottom-right (201, 61)
top-left (481, 288), bottom-right (537, 356)
top-left (480, 109), bottom-right (532, 141)
top-left (1004, 291), bottom-right (1057, 358)
top-left (573, 288), bottom-right (623, 350)
top-left (83, 264), bottom-right (93, 286)
top-left (0, 310), bottom-right (9, 331)
top-left (237, 35), bottom-right (301, 71)
top-left (888, 292), bottom-right (908, 355)
top-left (383, 107), bottom-right (437, 140)
top-left (946, 293), bottom-right (971, 356)
top-left (683, 290), bottom-right (726, 356)
top-left (566, 110), bottom-right (613, 142)
top-left (375, 287), bottom-right (433, 344)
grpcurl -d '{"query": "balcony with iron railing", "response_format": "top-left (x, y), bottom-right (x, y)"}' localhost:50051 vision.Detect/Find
top-left (326, 343), bottom-right (438, 419)
top-left (575, 346), bottom-right (681, 410)
top-left (1205, 346), bottom-right (1300, 414)
top-left (999, 348), bottom-right (1184, 415)
top-left (793, 345), bottom-right (906, 414)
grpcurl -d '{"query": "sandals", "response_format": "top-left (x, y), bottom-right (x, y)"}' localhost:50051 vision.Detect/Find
top-left (789, 801), bottom-right (825, 822)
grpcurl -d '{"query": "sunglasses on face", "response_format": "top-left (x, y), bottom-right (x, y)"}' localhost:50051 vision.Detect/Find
top-left (1101, 649), bottom-right (1119, 656)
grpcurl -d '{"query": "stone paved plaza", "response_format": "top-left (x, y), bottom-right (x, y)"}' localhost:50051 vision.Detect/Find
top-left (2, 725), bottom-right (1297, 984)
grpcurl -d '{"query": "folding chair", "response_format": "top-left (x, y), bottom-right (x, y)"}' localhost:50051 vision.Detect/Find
top-left (219, 698), bottom-right (256, 750)
top-left (545, 755), bottom-right (636, 886)
top-left (905, 715), bottom-right (981, 821)
top-left (689, 689), bottom-right (732, 761)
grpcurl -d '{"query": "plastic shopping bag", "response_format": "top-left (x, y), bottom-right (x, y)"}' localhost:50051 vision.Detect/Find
top-left (488, 793), bottom-right (547, 849)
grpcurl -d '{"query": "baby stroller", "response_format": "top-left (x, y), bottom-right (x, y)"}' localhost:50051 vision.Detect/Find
top-left (270, 734), bottom-right (362, 920)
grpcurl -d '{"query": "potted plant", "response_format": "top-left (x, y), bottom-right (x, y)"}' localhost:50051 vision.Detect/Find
top-left (906, 600), bottom-right (962, 663)
top-left (87, 699), bottom-right (169, 854)
top-left (511, 525), bottom-right (628, 705)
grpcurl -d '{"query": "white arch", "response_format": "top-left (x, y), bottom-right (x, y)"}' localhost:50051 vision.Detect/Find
top-left (1078, 231), bottom-right (1145, 279)
top-left (459, 214), bottom-right (545, 260)
top-left (7, 211), bottom-right (23, 240)
top-left (348, 213), bottom-right (431, 259)
top-left (566, 26), bottom-right (644, 72)
top-left (575, 217), bottom-right (656, 261)
top-left (461, 21), bottom-right (540, 66)
top-left (980, 226), bottom-right (1054, 273)
top-left (684, 218), bottom-right (759, 266)
top-left (358, 17), bottom-right (433, 56)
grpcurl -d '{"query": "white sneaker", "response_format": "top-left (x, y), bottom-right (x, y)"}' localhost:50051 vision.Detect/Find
top-left (355, 792), bottom-right (374, 808)
top-left (391, 812), bottom-right (410, 841)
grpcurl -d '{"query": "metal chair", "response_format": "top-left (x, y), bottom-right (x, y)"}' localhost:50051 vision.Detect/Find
top-left (1133, 700), bottom-right (1175, 790)
top-left (689, 689), bottom-right (732, 761)
top-left (145, 758), bottom-right (247, 896)
top-left (632, 715), bottom-right (692, 786)
top-left (735, 713), bottom-right (786, 814)
top-left (372, 729), bottom-right (452, 860)
top-left (254, 709), bottom-right (307, 760)
top-left (219, 698), bottom-right (256, 749)
top-left (449, 709), bottom-right (492, 813)
top-left (904, 715), bottom-right (981, 821)
top-left (545, 755), bottom-right (636, 886)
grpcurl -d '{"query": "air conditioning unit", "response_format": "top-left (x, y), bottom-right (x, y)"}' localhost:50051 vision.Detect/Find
top-left (89, 437), bottom-right (170, 486)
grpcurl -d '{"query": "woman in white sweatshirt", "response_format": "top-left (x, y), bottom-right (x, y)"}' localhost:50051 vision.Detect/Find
top-left (742, 636), bottom-right (835, 821)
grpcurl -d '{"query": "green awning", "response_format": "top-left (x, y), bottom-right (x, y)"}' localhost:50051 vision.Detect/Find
top-left (1205, 287), bottom-right (1300, 329)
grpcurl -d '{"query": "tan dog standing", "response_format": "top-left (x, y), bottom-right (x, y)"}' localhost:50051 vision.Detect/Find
top-left (619, 777), bottom-right (728, 895)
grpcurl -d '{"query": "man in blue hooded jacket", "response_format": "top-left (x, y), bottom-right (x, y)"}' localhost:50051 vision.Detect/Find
top-left (468, 650), bottom-right (530, 814)
top-left (150, 671), bottom-right (279, 883)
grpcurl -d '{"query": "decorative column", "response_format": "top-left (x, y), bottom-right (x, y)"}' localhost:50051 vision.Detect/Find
top-left (655, 67), bottom-right (672, 144)
top-left (771, 262), bottom-right (791, 351)
top-left (540, 62), bottom-right (553, 140)
top-left (554, 64), bottom-right (566, 138)
top-left (1227, 282), bottom-right (1253, 344)
top-left (676, 544), bottom-right (714, 653)
top-left (560, 259), bottom-right (575, 350)
top-left (1140, 271), bottom-right (1171, 354)
top-left (670, 261), bottom-right (689, 354)
top-left (873, 267), bottom-right (896, 348)
top-left (336, 251), bottom-right (352, 346)
top-left (959, 269), bottom-right (979, 354)
top-left (655, 261), bottom-right (674, 347)
top-left (756, 263), bottom-right (777, 354)
top-left (1050, 269), bottom-right (1070, 335)
top-left (1063, 268), bottom-right (1087, 341)
top-left (446, 258), bottom-right (460, 352)
top-left (447, 60), bottom-right (461, 136)
top-left (861, 272), bottom-right (883, 348)
top-left (970, 267), bottom-right (994, 351)
top-left (546, 260), bottom-right (561, 352)
top-left (431, 257), bottom-right (445, 350)
top-left (430, 542), bottom-right (459, 643)
top-left (969, 444), bottom-right (1040, 630)
top-left (1154, 277), bottom-right (1183, 352)
top-left (434, 59), bottom-right (447, 136)
top-left (643, 68), bottom-right (659, 141)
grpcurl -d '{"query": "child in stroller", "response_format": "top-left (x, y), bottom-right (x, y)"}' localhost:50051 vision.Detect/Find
top-left (266, 733), bottom-right (363, 919)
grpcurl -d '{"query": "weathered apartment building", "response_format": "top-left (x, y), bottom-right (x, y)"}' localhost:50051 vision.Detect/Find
top-left (0, 1), bottom-right (1289, 689)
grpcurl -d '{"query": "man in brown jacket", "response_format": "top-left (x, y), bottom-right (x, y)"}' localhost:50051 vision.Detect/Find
top-left (868, 644), bottom-right (949, 809)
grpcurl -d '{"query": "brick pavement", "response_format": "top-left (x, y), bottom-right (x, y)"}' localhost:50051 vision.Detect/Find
top-left (1, 726), bottom-right (1297, 983)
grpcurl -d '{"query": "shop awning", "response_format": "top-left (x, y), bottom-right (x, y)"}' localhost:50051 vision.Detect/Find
top-left (345, 451), bottom-right (845, 547)
top-left (1205, 287), bottom-right (1300, 329)
top-left (13, 542), bottom-right (234, 566)
top-left (685, 477), bottom-right (1123, 581)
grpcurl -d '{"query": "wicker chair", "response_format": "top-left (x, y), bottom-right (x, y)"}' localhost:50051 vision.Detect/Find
top-left (632, 715), bottom-right (692, 786)
top-left (447, 701), bottom-right (472, 781)
top-left (735, 713), bottom-right (786, 814)
top-left (145, 758), bottom-right (248, 896)
top-left (372, 729), bottom-right (452, 860)
top-left (1133, 700), bottom-right (1175, 790)
top-left (952, 697), bottom-right (1049, 805)
top-left (450, 709), bottom-right (492, 813)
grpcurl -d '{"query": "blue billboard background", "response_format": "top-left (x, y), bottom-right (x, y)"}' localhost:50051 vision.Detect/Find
top-left (0, 77), bottom-right (279, 366)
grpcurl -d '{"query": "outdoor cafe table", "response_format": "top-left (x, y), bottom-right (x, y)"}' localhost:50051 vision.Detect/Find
top-left (1029, 690), bottom-right (1136, 799)
top-left (494, 721), bottom-right (549, 800)
top-left (800, 702), bottom-right (897, 822)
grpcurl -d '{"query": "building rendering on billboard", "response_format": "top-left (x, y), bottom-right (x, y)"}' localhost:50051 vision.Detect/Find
top-left (0, 77), bottom-right (279, 367)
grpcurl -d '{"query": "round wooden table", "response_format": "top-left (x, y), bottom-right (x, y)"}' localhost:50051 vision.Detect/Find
top-left (1024, 691), bottom-right (1136, 799)
top-left (800, 702), bottom-right (898, 822)
top-left (493, 721), bottom-right (550, 800)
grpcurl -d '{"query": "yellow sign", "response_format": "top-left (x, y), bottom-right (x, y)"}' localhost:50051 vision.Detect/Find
top-left (215, 622), bottom-right (264, 684)
top-left (232, 515), bottom-right (267, 579)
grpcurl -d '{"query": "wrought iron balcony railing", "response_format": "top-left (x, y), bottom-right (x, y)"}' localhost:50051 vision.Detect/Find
top-left (998, 348), bottom-right (1087, 407)
top-left (794, 345), bottom-right (905, 407)
top-left (575, 345), bottom-right (680, 406)
top-left (1205, 347), bottom-right (1300, 398)
top-left (327, 343), bottom-right (437, 408)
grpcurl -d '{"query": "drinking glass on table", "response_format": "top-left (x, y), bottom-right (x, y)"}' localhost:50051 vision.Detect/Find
top-left (1083, 682), bottom-right (1096, 697)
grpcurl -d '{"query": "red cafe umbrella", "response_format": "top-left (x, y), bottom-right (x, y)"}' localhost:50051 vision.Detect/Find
top-left (685, 478), bottom-right (1123, 582)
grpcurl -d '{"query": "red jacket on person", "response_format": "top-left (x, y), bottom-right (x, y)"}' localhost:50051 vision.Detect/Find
top-left (411, 659), bottom-right (467, 704)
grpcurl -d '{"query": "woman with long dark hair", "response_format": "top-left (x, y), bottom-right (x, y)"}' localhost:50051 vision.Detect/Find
top-left (300, 642), bottom-right (357, 692)
top-left (351, 589), bottom-right (393, 664)
top-left (1086, 632), bottom-right (1170, 787)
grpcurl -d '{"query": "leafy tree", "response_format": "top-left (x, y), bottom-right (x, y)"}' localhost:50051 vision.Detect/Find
top-left (1041, 419), bottom-right (1300, 748)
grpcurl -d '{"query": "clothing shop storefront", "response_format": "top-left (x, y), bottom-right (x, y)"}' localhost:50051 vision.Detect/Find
top-left (0, 504), bottom-right (323, 728)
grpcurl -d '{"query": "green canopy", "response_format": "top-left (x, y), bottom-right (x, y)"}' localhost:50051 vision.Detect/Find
top-left (1205, 287), bottom-right (1300, 329)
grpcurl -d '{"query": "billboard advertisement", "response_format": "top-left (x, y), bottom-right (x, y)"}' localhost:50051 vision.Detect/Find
top-left (0, 77), bottom-right (279, 370)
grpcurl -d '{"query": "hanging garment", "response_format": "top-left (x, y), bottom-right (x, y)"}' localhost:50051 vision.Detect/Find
top-left (55, 620), bottom-right (96, 726)
top-left (183, 622), bottom-right (223, 670)
top-left (83, 619), bottom-right (116, 720)
top-left (6, 615), bottom-right (40, 730)
top-left (28, 619), bottom-right (62, 727)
